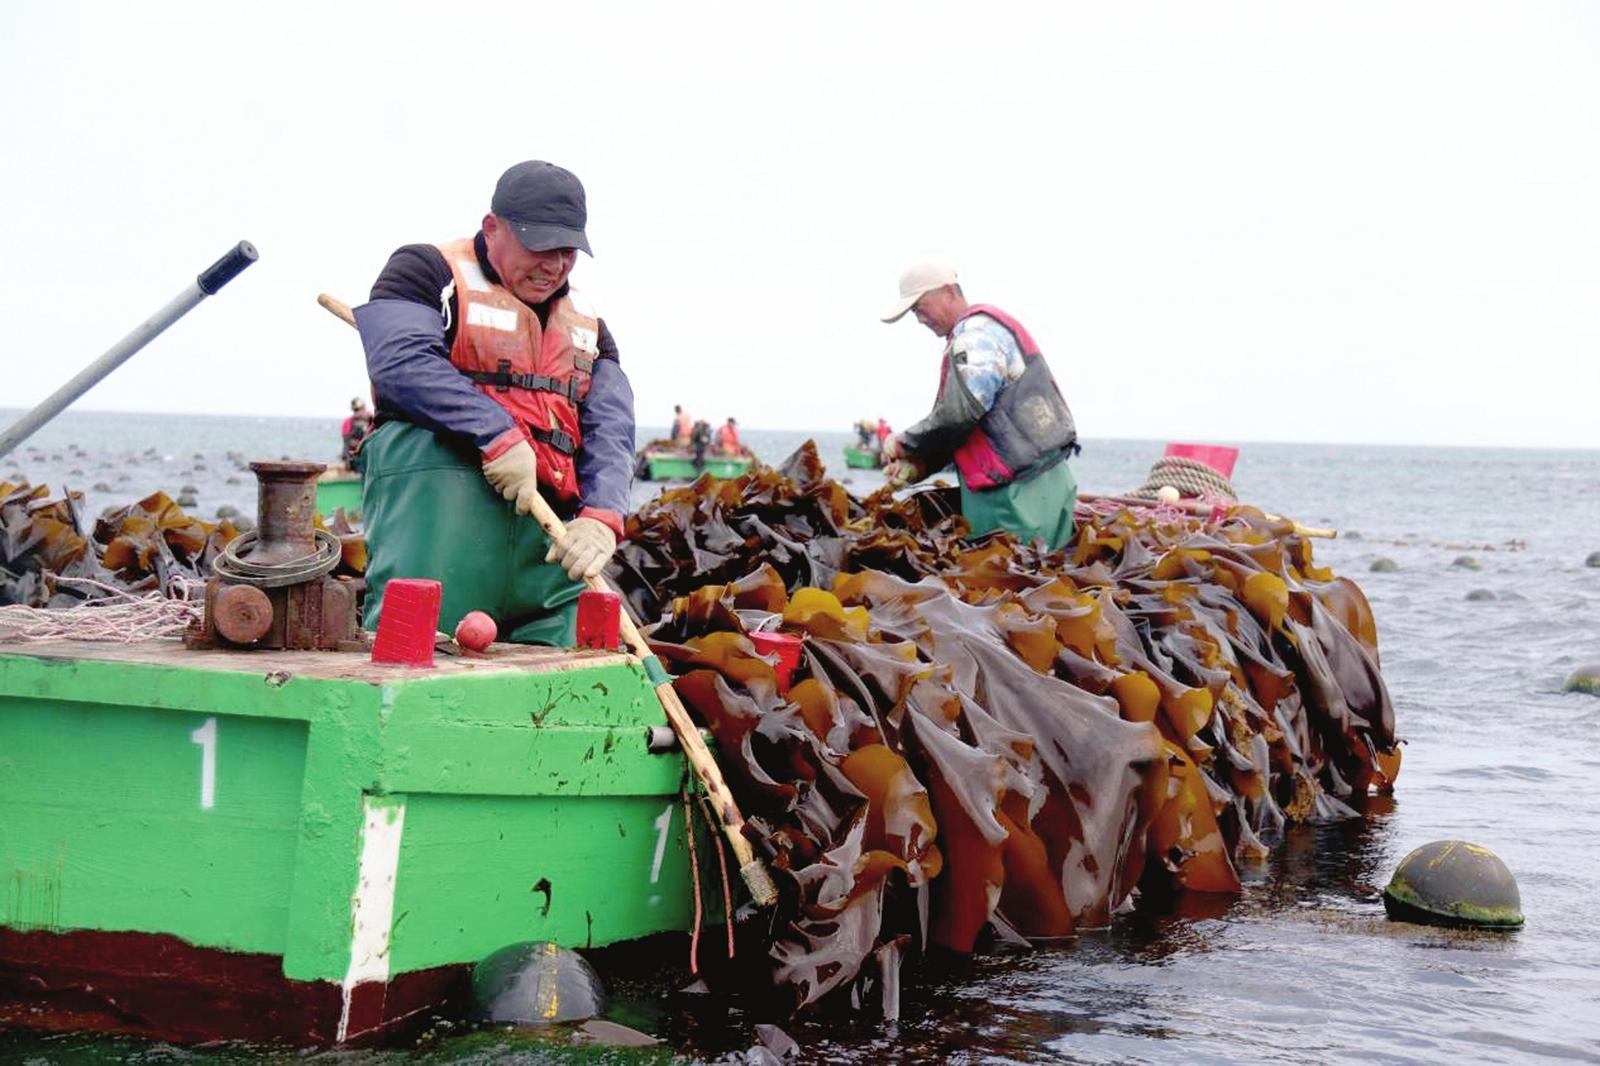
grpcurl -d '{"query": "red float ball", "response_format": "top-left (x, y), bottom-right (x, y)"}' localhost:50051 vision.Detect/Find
top-left (455, 610), bottom-right (498, 652)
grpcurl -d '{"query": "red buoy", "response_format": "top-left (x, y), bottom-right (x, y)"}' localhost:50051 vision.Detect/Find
top-left (455, 610), bottom-right (498, 653)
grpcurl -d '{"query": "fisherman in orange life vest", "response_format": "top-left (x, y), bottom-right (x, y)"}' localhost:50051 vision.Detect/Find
top-left (716, 417), bottom-right (741, 456)
top-left (880, 262), bottom-right (1079, 551)
top-left (671, 405), bottom-right (693, 446)
top-left (352, 161), bottom-right (635, 646)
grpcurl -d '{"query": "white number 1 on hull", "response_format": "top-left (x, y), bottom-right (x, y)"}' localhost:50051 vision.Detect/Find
top-left (650, 804), bottom-right (672, 884)
top-left (190, 716), bottom-right (217, 810)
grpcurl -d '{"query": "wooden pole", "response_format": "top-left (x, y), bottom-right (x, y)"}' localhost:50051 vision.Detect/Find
top-left (318, 293), bottom-right (777, 906)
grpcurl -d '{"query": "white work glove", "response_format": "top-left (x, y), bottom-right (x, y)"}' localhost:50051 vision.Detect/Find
top-left (546, 516), bottom-right (618, 580)
top-left (482, 440), bottom-right (542, 515)
top-left (880, 433), bottom-right (903, 461)
top-left (883, 457), bottom-right (925, 488)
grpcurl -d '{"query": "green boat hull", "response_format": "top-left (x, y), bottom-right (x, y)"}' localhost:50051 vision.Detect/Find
top-left (642, 452), bottom-right (752, 481)
top-left (0, 639), bottom-right (697, 1044)
top-left (315, 474), bottom-right (363, 519)
top-left (843, 447), bottom-right (881, 469)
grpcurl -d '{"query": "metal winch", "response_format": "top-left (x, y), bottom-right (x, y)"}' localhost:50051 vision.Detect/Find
top-left (186, 461), bottom-right (363, 651)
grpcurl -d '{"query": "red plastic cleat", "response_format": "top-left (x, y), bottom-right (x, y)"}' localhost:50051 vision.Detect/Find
top-left (371, 578), bottom-right (442, 667)
top-left (576, 590), bottom-right (621, 651)
top-left (748, 631), bottom-right (803, 695)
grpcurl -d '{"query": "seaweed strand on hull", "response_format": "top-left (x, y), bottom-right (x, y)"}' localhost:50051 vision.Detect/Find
top-left (610, 441), bottom-right (1401, 1015)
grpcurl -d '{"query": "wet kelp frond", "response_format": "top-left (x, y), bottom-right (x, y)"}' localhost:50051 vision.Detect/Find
top-left (1, 480), bottom-right (239, 606)
top-left (610, 442), bottom-right (1400, 1014)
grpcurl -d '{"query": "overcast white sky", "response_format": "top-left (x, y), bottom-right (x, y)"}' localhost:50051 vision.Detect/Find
top-left (2, 2), bottom-right (1597, 447)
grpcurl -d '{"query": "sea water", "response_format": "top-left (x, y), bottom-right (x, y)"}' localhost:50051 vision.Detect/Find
top-left (3, 410), bottom-right (1598, 1063)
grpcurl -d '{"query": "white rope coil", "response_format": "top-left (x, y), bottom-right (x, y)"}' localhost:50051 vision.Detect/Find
top-left (1128, 456), bottom-right (1238, 501)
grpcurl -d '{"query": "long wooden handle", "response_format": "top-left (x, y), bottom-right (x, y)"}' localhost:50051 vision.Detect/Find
top-left (318, 292), bottom-right (776, 905)
top-left (317, 292), bottom-right (351, 321)
top-left (532, 505), bottom-right (775, 904)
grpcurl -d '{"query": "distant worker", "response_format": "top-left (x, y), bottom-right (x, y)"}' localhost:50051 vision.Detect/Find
top-left (855, 419), bottom-right (876, 449)
top-left (875, 417), bottom-right (891, 445)
top-left (689, 419), bottom-right (712, 469)
top-left (341, 397), bottom-right (373, 473)
top-left (671, 404), bottom-right (693, 447)
top-left (880, 262), bottom-right (1078, 551)
top-left (353, 160), bottom-right (635, 645)
top-left (716, 417), bottom-right (742, 456)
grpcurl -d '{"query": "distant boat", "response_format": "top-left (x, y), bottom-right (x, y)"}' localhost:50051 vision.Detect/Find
top-left (638, 447), bottom-right (754, 482)
top-left (842, 445), bottom-right (882, 469)
top-left (315, 468), bottom-right (362, 518)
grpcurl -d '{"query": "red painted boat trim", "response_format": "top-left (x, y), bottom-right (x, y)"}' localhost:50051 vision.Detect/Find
top-left (0, 927), bottom-right (468, 1046)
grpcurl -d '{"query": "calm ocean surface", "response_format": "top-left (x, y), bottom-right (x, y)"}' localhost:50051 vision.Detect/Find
top-left (3, 410), bottom-right (1599, 1064)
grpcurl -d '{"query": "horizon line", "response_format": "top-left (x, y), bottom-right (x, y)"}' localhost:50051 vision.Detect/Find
top-left (1, 406), bottom-right (1594, 455)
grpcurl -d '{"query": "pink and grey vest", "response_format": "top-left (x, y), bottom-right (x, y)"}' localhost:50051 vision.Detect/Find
top-left (945, 304), bottom-right (1077, 490)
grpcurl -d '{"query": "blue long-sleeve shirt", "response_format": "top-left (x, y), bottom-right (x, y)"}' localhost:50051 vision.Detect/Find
top-left (354, 235), bottom-right (635, 528)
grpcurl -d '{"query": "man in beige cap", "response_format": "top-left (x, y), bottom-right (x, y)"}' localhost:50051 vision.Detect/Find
top-left (880, 262), bottom-right (1080, 551)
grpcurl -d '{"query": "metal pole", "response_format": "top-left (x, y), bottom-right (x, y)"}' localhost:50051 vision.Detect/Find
top-left (0, 240), bottom-right (258, 461)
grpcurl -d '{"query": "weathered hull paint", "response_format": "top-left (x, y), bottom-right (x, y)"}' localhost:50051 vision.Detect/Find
top-left (0, 925), bottom-right (466, 1046)
top-left (0, 639), bottom-right (697, 1045)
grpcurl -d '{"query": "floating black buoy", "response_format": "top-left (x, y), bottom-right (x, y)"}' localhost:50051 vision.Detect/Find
top-left (1383, 840), bottom-right (1524, 929)
top-left (471, 941), bottom-right (606, 1025)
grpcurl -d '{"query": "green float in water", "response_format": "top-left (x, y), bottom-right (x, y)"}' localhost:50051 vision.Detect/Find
top-left (0, 638), bottom-right (697, 1044)
top-left (1563, 664), bottom-right (1600, 696)
top-left (471, 940), bottom-right (606, 1025)
top-left (1383, 840), bottom-right (1524, 929)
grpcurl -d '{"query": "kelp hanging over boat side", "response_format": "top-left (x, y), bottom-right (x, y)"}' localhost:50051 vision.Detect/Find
top-left (0, 481), bottom-right (96, 605)
top-left (1, 480), bottom-right (241, 606)
top-left (607, 441), bottom-right (1401, 1014)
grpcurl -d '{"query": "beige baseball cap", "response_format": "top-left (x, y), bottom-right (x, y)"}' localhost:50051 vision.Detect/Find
top-left (881, 261), bottom-right (958, 323)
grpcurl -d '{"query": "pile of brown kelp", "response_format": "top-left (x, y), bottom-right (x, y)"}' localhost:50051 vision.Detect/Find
top-left (0, 480), bottom-right (240, 607)
top-left (610, 443), bottom-right (1399, 1015)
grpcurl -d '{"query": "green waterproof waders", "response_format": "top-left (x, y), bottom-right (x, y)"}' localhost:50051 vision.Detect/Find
top-left (959, 458), bottom-right (1077, 552)
top-left (360, 421), bottom-right (583, 647)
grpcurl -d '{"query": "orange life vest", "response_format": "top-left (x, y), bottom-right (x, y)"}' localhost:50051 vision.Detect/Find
top-left (436, 237), bottom-right (599, 501)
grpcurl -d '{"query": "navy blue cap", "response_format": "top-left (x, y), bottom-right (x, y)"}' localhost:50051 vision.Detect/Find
top-left (490, 161), bottom-right (591, 255)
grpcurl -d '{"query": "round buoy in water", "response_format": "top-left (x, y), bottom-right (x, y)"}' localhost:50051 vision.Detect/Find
top-left (1383, 840), bottom-right (1523, 929)
top-left (471, 941), bottom-right (606, 1025)
top-left (1563, 664), bottom-right (1600, 696)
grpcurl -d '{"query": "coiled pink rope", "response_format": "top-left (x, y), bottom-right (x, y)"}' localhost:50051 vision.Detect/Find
top-left (0, 575), bottom-right (202, 643)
